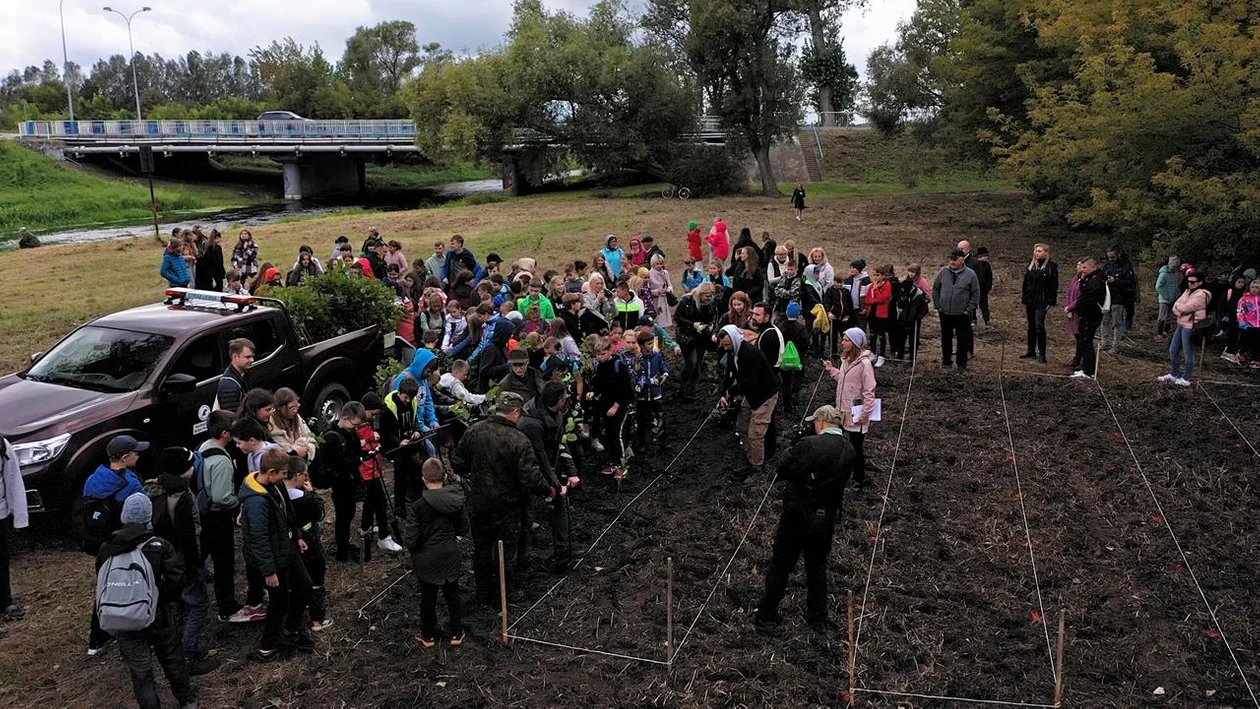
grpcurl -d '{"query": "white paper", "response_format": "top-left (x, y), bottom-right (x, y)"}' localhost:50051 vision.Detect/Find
top-left (852, 399), bottom-right (882, 422)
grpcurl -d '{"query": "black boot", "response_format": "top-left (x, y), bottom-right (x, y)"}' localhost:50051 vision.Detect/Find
top-left (1037, 333), bottom-right (1048, 363)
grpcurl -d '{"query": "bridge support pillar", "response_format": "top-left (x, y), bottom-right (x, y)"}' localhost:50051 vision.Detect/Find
top-left (280, 154), bottom-right (366, 202)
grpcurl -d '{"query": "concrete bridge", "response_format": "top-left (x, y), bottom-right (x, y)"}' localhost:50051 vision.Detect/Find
top-left (20, 119), bottom-right (417, 201)
top-left (20, 116), bottom-right (728, 200)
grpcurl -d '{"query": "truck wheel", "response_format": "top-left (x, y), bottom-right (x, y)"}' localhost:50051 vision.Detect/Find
top-left (314, 382), bottom-right (351, 429)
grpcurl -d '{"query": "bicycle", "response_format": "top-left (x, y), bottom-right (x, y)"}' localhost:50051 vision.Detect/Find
top-left (661, 184), bottom-right (692, 199)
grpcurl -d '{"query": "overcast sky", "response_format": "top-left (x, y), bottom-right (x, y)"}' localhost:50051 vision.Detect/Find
top-left (1, 0), bottom-right (917, 82)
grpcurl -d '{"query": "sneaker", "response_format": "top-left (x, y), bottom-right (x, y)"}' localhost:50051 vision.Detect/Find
top-left (874, 356), bottom-right (885, 368)
top-left (416, 634), bottom-right (437, 649)
top-left (1173, 377), bottom-right (1192, 387)
top-left (252, 647), bottom-right (282, 663)
top-left (220, 607), bottom-right (255, 624)
top-left (242, 604), bottom-right (268, 622)
top-left (1221, 352), bottom-right (1237, 362)
top-left (590, 439), bottom-right (605, 453)
top-left (1157, 373), bottom-right (1175, 383)
top-left (449, 630), bottom-right (466, 647)
top-left (613, 467), bottom-right (625, 481)
top-left (87, 637), bottom-right (114, 657)
top-left (1071, 370), bottom-right (1092, 380)
top-left (600, 466), bottom-right (616, 475)
top-left (378, 536), bottom-right (404, 553)
top-left (311, 619), bottom-right (334, 632)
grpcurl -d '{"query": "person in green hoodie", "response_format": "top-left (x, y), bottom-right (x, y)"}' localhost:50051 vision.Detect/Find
top-left (403, 458), bottom-right (470, 648)
top-left (517, 278), bottom-right (557, 320)
top-left (1155, 255), bottom-right (1182, 341)
top-left (239, 447), bottom-right (312, 661)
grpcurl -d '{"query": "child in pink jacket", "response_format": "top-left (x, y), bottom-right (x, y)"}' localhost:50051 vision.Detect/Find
top-left (1236, 279), bottom-right (1260, 366)
top-left (706, 218), bottom-right (730, 270)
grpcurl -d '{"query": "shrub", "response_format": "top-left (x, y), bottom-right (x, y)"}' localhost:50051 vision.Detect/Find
top-left (270, 272), bottom-right (404, 345)
top-left (660, 145), bottom-right (747, 197)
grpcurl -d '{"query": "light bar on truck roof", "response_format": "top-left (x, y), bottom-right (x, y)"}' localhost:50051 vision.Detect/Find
top-left (164, 288), bottom-right (256, 309)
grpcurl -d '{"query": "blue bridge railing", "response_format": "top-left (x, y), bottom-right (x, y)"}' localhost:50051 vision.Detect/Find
top-left (20, 119), bottom-right (418, 142)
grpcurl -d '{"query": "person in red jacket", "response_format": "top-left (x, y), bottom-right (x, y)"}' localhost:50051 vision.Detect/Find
top-left (865, 265), bottom-right (894, 367)
top-left (686, 220), bottom-right (704, 263)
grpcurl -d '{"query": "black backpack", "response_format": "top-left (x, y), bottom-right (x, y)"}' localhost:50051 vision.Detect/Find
top-left (80, 496), bottom-right (119, 555)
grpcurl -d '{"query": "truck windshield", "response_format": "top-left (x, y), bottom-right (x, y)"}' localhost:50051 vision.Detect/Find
top-left (26, 326), bottom-right (173, 393)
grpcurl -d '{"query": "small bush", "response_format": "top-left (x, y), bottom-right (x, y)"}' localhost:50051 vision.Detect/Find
top-left (270, 272), bottom-right (404, 345)
top-left (660, 145), bottom-right (747, 197)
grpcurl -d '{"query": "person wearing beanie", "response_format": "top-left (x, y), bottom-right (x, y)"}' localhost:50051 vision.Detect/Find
top-left (161, 237), bottom-right (192, 288)
top-left (95, 492), bottom-right (196, 708)
top-left (778, 301), bottom-right (810, 409)
top-left (686, 221), bottom-right (704, 263)
top-left (146, 447), bottom-right (218, 675)
top-left (706, 217), bottom-right (730, 270)
top-left (823, 327), bottom-right (876, 485)
top-left (752, 404), bottom-right (854, 631)
top-left (82, 434), bottom-right (149, 655)
top-left (718, 323), bottom-right (780, 481)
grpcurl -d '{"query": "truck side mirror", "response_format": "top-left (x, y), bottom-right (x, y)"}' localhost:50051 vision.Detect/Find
top-left (160, 373), bottom-right (198, 395)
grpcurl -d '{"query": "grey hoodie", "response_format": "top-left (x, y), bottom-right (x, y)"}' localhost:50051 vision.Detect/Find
top-left (932, 265), bottom-right (980, 316)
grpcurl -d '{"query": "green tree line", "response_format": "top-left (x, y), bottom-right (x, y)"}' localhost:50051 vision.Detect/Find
top-left (864, 0), bottom-right (1260, 268)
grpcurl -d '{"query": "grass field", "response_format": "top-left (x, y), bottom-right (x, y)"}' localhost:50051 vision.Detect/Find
top-left (0, 142), bottom-right (264, 238)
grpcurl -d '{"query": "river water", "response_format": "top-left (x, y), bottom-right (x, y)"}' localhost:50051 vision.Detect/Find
top-left (8, 177), bottom-right (505, 248)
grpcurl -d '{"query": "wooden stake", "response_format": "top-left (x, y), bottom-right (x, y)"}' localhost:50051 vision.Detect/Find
top-left (847, 590), bottom-right (857, 706)
top-left (666, 556), bottom-right (674, 666)
top-left (498, 539), bottom-right (509, 644)
top-left (1054, 608), bottom-right (1066, 706)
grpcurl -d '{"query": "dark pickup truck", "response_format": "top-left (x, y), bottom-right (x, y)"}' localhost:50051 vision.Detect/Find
top-left (0, 288), bottom-right (384, 514)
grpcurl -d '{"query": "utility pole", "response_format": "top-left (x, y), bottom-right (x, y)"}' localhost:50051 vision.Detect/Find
top-left (102, 5), bottom-right (151, 121)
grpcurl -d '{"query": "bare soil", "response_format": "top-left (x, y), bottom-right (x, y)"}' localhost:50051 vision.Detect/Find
top-left (3, 190), bottom-right (1259, 707)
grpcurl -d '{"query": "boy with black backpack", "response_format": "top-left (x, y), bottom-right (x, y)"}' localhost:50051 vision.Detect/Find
top-left (95, 492), bottom-right (196, 709)
top-left (82, 435), bottom-right (148, 657)
top-left (146, 447), bottom-right (218, 676)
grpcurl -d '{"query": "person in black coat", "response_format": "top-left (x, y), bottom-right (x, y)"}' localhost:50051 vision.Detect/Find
top-left (753, 405), bottom-right (854, 630)
top-left (674, 283), bottom-right (717, 401)
top-left (1020, 243), bottom-right (1060, 363)
top-left (1068, 257), bottom-right (1107, 378)
top-left (195, 229), bottom-right (226, 292)
top-left (717, 324), bottom-right (780, 478)
top-left (402, 458), bottom-right (469, 647)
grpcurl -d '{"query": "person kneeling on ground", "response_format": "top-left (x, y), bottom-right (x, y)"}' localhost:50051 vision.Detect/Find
top-left (403, 458), bottom-right (470, 648)
top-left (95, 493), bottom-right (198, 709)
top-left (717, 324), bottom-right (780, 482)
top-left (753, 405), bottom-right (855, 632)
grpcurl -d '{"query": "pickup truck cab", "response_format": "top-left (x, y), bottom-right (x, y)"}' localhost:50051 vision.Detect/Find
top-left (0, 288), bottom-right (382, 515)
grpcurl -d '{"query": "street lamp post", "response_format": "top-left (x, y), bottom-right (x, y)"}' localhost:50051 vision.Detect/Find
top-left (102, 5), bottom-right (151, 121)
top-left (60, 0), bottom-right (75, 121)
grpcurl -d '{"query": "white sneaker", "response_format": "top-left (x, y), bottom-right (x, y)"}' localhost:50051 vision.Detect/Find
top-left (1157, 373), bottom-right (1175, 383)
top-left (1071, 370), bottom-right (1092, 380)
top-left (591, 439), bottom-right (605, 453)
top-left (377, 536), bottom-right (404, 553)
top-left (1222, 353), bottom-right (1238, 363)
top-left (874, 356), bottom-right (885, 368)
top-left (1173, 378), bottom-right (1192, 387)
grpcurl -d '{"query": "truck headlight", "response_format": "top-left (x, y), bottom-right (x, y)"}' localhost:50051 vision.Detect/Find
top-left (11, 433), bottom-right (72, 467)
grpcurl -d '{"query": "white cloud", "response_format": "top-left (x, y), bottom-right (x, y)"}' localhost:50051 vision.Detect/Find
top-left (2, 0), bottom-right (914, 81)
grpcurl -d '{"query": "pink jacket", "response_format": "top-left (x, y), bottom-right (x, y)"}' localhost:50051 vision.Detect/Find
top-left (1173, 288), bottom-right (1211, 329)
top-left (1237, 292), bottom-right (1260, 329)
top-left (829, 350), bottom-right (877, 433)
top-left (706, 221), bottom-right (730, 261)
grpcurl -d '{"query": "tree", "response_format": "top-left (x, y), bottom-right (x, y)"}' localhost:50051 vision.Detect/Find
top-left (993, 0), bottom-right (1260, 267)
top-left (340, 21), bottom-right (421, 118)
top-left (793, 0), bottom-right (863, 126)
top-left (251, 38), bottom-right (350, 118)
top-left (860, 0), bottom-right (960, 134)
top-left (646, 0), bottom-right (805, 195)
top-left (404, 0), bottom-right (699, 184)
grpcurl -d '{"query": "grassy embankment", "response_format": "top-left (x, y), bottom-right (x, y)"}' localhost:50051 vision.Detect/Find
top-left (0, 142), bottom-right (262, 238)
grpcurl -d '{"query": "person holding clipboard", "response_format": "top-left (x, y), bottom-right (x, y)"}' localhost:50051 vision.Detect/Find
top-left (823, 328), bottom-right (878, 486)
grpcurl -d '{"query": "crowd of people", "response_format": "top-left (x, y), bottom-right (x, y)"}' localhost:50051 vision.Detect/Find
top-left (34, 217), bottom-right (1253, 707)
